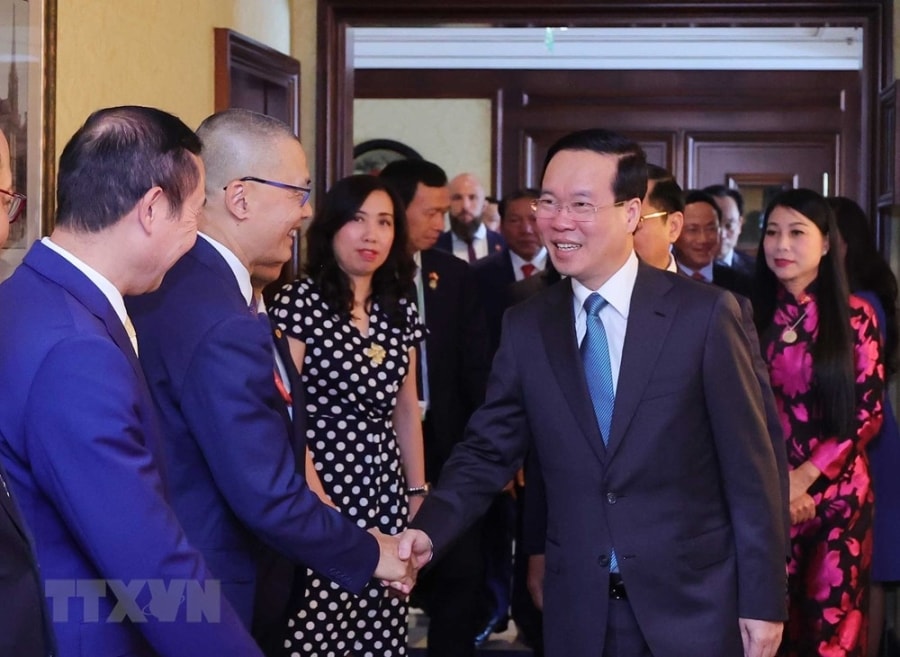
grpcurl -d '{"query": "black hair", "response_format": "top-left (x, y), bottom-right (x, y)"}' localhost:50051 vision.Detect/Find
top-left (304, 174), bottom-right (415, 324)
top-left (379, 159), bottom-right (448, 207)
top-left (703, 184), bottom-right (744, 216)
top-left (684, 189), bottom-right (722, 224)
top-left (541, 129), bottom-right (647, 203)
top-left (499, 188), bottom-right (540, 222)
top-left (754, 188), bottom-right (856, 437)
top-left (829, 196), bottom-right (899, 377)
top-left (57, 106), bottom-right (201, 232)
top-left (646, 165), bottom-right (684, 215)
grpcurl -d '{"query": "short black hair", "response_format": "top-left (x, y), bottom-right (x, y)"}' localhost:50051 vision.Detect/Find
top-left (684, 189), bottom-right (722, 224)
top-left (379, 159), bottom-right (448, 207)
top-left (56, 106), bottom-right (201, 232)
top-left (703, 184), bottom-right (744, 216)
top-left (499, 188), bottom-right (540, 222)
top-left (542, 129), bottom-right (647, 203)
top-left (645, 165), bottom-right (683, 215)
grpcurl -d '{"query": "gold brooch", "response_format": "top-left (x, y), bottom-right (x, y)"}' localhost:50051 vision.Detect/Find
top-left (428, 272), bottom-right (439, 290)
top-left (364, 343), bottom-right (386, 366)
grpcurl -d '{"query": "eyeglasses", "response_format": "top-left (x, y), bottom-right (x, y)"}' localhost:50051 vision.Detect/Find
top-left (226, 176), bottom-right (311, 206)
top-left (635, 210), bottom-right (668, 232)
top-left (530, 198), bottom-right (625, 221)
top-left (0, 188), bottom-right (26, 224)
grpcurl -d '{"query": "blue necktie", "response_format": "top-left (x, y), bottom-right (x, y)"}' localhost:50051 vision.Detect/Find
top-left (581, 293), bottom-right (618, 572)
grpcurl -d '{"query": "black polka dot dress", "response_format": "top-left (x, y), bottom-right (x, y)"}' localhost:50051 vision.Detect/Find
top-left (270, 278), bottom-right (424, 657)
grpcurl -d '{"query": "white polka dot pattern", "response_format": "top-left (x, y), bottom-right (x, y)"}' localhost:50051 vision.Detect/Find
top-left (271, 278), bottom-right (424, 656)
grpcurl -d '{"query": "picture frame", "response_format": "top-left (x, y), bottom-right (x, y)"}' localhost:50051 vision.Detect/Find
top-left (0, 0), bottom-right (56, 279)
top-left (353, 139), bottom-right (422, 176)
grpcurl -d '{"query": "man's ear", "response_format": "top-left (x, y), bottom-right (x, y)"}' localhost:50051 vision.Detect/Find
top-left (135, 186), bottom-right (165, 234)
top-left (222, 180), bottom-right (251, 221)
top-left (667, 211), bottom-right (684, 243)
top-left (624, 198), bottom-right (642, 233)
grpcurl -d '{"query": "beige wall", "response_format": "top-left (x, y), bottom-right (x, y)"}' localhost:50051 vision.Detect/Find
top-left (354, 98), bottom-right (494, 191)
top-left (55, 0), bottom-right (292, 160)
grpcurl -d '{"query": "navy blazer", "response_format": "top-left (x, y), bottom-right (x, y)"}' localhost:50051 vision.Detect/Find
top-left (128, 239), bottom-right (379, 630)
top-left (472, 249), bottom-right (517, 355)
top-left (419, 248), bottom-right (491, 482)
top-left (412, 263), bottom-right (787, 657)
top-left (0, 242), bottom-right (261, 657)
top-left (434, 228), bottom-right (506, 260)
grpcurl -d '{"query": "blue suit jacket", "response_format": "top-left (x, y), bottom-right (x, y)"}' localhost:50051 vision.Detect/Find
top-left (127, 239), bottom-right (379, 630)
top-left (413, 263), bottom-right (786, 657)
top-left (0, 242), bottom-right (261, 657)
top-left (434, 228), bottom-right (506, 260)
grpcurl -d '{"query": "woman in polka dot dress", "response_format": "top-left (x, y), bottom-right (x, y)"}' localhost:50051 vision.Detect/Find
top-left (270, 174), bottom-right (426, 657)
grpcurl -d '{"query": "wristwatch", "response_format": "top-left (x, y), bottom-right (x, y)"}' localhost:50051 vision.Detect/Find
top-left (408, 483), bottom-right (431, 497)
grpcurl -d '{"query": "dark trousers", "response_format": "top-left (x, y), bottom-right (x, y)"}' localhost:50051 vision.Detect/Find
top-left (415, 521), bottom-right (485, 657)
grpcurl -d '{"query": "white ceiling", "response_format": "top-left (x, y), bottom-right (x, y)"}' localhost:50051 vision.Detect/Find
top-left (351, 26), bottom-right (863, 71)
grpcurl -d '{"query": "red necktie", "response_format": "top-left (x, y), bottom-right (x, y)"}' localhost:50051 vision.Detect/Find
top-left (466, 241), bottom-right (477, 263)
top-left (691, 271), bottom-right (706, 282)
top-left (521, 263), bottom-right (537, 278)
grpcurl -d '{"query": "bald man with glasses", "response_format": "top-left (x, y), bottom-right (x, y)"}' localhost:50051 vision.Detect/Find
top-left (128, 108), bottom-right (416, 653)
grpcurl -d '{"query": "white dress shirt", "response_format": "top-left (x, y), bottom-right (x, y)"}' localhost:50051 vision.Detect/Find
top-left (571, 251), bottom-right (639, 395)
top-left (450, 223), bottom-right (490, 261)
top-left (509, 247), bottom-right (548, 282)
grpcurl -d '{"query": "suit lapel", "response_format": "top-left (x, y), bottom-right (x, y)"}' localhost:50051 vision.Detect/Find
top-left (539, 281), bottom-right (607, 462)
top-left (24, 243), bottom-right (143, 378)
top-left (604, 265), bottom-right (677, 461)
top-left (271, 321), bottom-right (305, 468)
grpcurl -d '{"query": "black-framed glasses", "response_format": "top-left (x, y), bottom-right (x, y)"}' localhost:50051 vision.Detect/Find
top-left (531, 198), bottom-right (625, 222)
top-left (0, 188), bottom-right (26, 224)
top-left (226, 176), bottom-right (311, 206)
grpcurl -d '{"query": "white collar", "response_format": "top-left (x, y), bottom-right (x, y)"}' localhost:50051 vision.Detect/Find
top-left (199, 232), bottom-right (253, 306)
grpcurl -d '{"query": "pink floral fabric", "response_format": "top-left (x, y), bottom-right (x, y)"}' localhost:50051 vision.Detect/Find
top-left (763, 287), bottom-right (884, 657)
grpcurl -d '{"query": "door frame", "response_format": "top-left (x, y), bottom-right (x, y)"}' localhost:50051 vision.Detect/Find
top-left (317, 0), bottom-right (889, 202)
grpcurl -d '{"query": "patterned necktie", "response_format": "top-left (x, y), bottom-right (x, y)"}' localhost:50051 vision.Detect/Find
top-left (581, 293), bottom-right (618, 572)
top-left (521, 263), bottom-right (537, 278)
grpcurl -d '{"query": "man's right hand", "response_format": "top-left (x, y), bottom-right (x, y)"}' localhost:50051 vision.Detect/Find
top-left (370, 529), bottom-right (417, 594)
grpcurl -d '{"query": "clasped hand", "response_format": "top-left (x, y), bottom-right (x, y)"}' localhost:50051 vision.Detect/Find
top-left (369, 528), bottom-right (434, 594)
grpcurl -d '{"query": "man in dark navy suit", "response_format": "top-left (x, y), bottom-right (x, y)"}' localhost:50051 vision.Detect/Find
top-left (381, 159), bottom-right (491, 657)
top-left (402, 129), bottom-right (786, 657)
top-left (705, 184), bottom-right (756, 277)
top-left (674, 189), bottom-right (754, 298)
top-left (435, 172), bottom-right (505, 262)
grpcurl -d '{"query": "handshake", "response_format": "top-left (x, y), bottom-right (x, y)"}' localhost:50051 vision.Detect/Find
top-left (369, 528), bottom-right (434, 594)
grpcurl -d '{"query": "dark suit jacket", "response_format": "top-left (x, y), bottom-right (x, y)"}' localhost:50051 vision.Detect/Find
top-left (412, 262), bottom-right (787, 657)
top-left (472, 249), bottom-right (517, 355)
top-left (713, 261), bottom-right (754, 299)
top-left (718, 249), bottom-right (756, 278)
top-left (434, 228), bottom-right (506, 260)
top-left (419, 248), bottom-right (491, 482)
top-left (0, 461), bottom-right (52, 657)
top-left (0, 242), bottom-right (261, 657)
top-left (128, 238), bottom-right (378, 631)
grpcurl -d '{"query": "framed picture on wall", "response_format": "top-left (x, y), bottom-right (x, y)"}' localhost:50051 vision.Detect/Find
top-left (353, 139), bottom-right (422, 175)
top-left (0, 0), bottom-right (57, 280)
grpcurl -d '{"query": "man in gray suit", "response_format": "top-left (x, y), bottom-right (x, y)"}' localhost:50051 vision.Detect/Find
top-left (401, 129), bottom-right (786, 657)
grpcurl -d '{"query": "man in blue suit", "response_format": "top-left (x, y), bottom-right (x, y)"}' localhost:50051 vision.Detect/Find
top-left (0, 106), bottom-right (264, 657)
top-left (402, 129), bottom-right (787, 657)
top-left (0, 127), bottom-right (53, 657)
top-left (128, 109), bottom-right (412, 651)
